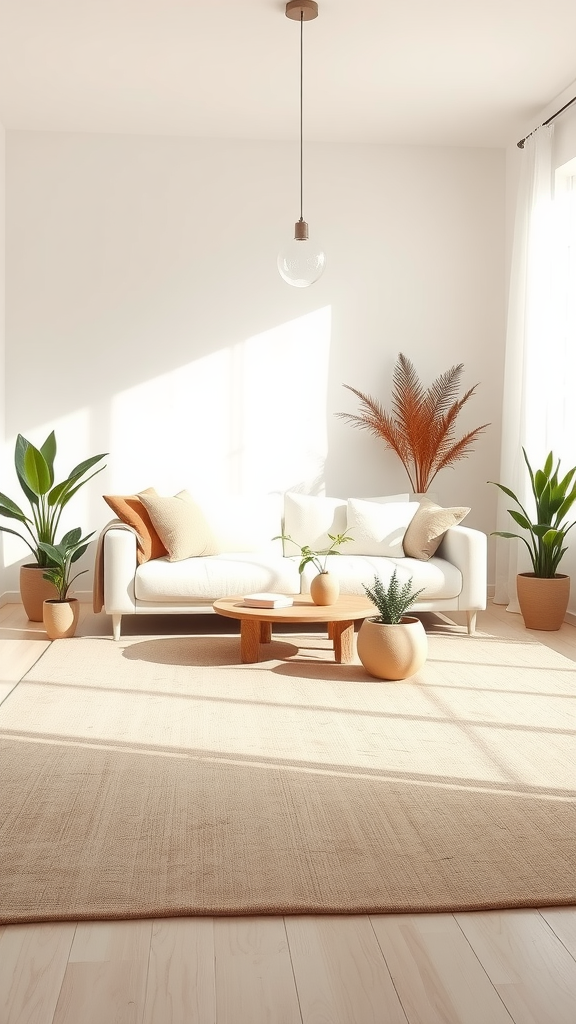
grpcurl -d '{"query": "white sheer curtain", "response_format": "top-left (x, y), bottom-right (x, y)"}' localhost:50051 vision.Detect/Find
top-left (494, 125), bottom-right (556, 609)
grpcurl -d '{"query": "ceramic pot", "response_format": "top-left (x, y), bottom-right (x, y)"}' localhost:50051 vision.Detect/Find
top-left (357, 615), bottom-right (428, 680)
top-left (516, 573), bottom-right (570, 631)
top-left (43, 598), bottom-right (80, 639)
top-left (410, 492), bottom-right (439, 504)
top-left (309, 571), bottom-right (340, 606)
top-left (20, 564), bottom-right (58, 621)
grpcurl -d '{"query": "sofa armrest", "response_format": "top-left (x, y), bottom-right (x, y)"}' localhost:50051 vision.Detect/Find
top-left (103, 527), bottom-right (138, 615)
top-left (436, 525), bottom-right (487, 611)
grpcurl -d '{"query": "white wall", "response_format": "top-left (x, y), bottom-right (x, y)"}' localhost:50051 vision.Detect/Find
top-left (3, 131), bottom-right (505, 594)
top-left (0, 125), bottom-right (6, 598)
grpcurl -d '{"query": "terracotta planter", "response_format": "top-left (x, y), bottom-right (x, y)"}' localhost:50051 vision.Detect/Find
top-left (20, 564), bottom-right (58, 622)
top-left (357, 615), bottom-right (428, 680)
top-left (310, 571), bottom-right (340, 606)
top-left (42, 598), bottom-right (80, 639)
top-left (516, 573), bottom-right (570, 631)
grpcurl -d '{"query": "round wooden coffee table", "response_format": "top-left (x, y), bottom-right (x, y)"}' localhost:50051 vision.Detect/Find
top-left (213, 594), bottom-right (374, 664)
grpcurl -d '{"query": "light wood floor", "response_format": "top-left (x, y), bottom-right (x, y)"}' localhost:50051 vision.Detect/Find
top-left (1, 600), bottom-right (576, 1024)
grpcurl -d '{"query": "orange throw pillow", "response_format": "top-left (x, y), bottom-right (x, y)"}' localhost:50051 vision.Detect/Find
top-left (103, 488), bottom-right (167, 564)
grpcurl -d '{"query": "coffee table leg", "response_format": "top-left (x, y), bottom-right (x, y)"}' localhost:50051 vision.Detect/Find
top-left (260, 621), bottom-right (272, 644)
top-left (240, 618), bottom-right (261, 663)
top-left (332, 620), bottom-right (354, 664)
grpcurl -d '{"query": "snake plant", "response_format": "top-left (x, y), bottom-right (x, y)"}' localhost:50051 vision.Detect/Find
top-left (489, 448), bottom-right (576, 577)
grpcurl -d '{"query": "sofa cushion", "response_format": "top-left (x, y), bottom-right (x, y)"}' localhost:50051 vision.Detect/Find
top-left (283, 491), bottom-right (409, 555)
top-left (300, 554), bottom-right (462, 601)
top-left (403, 501), bottom-right (471, 560)
top-left (345, 498), bottom-right (419, 557)
top-left (103, 488), bottom-right (167, 564)
top-left (135, 551), bottom-right (301, 602)
top-left (138, 490), bottom-right (220, 561)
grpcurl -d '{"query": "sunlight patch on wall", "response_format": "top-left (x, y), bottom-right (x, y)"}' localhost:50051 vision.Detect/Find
top-left (109, 306), bottom-right (332, 497)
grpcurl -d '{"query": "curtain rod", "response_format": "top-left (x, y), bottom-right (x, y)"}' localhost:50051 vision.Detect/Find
top-left (517, 95), bottom-right (576, 148)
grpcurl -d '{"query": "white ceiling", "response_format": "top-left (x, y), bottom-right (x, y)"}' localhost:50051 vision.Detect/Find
top-left (0, 0), bottom-right (576, 147)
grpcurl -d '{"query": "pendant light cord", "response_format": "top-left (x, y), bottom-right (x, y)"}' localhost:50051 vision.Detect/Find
top-left (299, 11), bottom-right (304, 222)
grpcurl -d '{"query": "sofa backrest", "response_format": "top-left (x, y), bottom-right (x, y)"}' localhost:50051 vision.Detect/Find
top-left (194, 493), bottom-right (284, 553)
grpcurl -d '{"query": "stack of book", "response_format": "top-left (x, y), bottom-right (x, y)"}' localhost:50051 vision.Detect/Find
top-left (243, 593), bottom-right (294, 609)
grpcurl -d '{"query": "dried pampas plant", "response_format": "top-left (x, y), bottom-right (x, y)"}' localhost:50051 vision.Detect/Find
top-left (337, 353), bottom-right (489, 494)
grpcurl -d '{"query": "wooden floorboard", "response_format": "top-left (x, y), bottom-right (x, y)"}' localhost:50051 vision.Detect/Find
top-left (0, 599), bottom-right (575, 1024)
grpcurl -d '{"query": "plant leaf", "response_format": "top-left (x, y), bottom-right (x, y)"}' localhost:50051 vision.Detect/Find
top-left (0, 492), bottom-right (29, 522)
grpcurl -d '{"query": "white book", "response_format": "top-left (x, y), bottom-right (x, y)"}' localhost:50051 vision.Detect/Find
top-left (243, 593), bottom-right (294, 609)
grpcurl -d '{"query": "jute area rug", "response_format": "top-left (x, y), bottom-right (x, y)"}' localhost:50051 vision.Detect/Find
top-left (1, 624), bottom-right (575, 923)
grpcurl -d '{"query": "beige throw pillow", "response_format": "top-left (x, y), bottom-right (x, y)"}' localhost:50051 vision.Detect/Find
top-left (138, 490), bottom-right (220, 561)
top-left (403, 502), bottom-right (470, 560)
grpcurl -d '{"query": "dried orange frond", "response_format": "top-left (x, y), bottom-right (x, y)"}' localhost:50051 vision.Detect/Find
top-left (336, 353), bottom-right (490, 493)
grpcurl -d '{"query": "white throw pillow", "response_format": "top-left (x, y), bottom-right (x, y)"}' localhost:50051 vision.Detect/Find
top-left (283, 493), bottom-right (347, 554)
top-left (282, 492), bottom-right (409, 555)
top-left (345, 497), bottom-right (418, 557)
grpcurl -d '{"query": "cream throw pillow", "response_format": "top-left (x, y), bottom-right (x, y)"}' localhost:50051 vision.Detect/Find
top-left (138, 490), bottom-right (220, 561)
top-left (345, 498), bottom-right (418, 557)
top-left (283, 491), bottom-right (410, 555)
top-left (403, 502), bottom-right (470, 560)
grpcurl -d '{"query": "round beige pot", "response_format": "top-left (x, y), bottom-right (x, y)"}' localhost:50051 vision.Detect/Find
top-left (309, 571), bottom-right (340, 606)
top-left (516, 573), bottom-right (570, 631)
top-left (357, 615), bottom-right (428, 680)
top-left (20, 564), bottom-right (58, 622)
top-left (43, 598), bottom-right (80, 640)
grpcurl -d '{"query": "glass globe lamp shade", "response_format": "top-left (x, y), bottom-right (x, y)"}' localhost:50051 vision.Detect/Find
top-left (277, 221), bottom-right (326, 288)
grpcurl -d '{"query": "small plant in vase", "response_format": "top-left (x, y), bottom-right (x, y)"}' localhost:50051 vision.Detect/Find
top-left (357, 569), bottom-right (427, 679)
top-left (273, 530), bottom-right (353, 605)
top-left (40, 527), bottom-right (95, 639)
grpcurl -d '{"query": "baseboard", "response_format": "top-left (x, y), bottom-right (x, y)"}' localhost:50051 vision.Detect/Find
top-left (1, 588), bottom-right (93, 608)
top-left (565, 610), bottom-right (576, 628)
top-left (487, 583), bottom-right (495, 599)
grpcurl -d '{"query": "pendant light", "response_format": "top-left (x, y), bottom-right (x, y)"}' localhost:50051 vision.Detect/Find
top-left (277, 1), bottom-right (326, 288)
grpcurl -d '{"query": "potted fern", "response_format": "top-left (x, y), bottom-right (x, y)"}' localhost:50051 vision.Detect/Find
top-left (357, 569), bottom-right (426, 679)
top-left (337, 353), bottom-right (489, 495)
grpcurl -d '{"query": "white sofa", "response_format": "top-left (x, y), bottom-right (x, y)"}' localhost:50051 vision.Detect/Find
top-left (100, 491), bottom-right (487, 640)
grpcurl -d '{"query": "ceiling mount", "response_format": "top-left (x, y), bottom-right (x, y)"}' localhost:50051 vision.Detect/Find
top-left (285, 2), bottom-right (318, 22)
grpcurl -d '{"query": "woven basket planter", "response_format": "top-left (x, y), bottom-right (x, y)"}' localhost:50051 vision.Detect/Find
top-left (516, 573), bottom-right (570, 631)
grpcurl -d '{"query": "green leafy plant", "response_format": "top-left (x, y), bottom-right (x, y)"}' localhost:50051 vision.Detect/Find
top-left (0, 431), bottom-right (107, 567)
top-left (273, 530), bottom-right (353, 574)
top-left (39, 528), bottom-right (96, 601)
top-left (489, 448), bottom-right (576, 578)
top-left (363, 569), bottom-right (425, 624)
top-left (337, 353), bottom-right (489, 493)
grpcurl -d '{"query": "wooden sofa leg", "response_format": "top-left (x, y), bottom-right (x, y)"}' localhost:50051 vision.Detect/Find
top-left (112, 614), bottom-right (122, 641)
top-left (466, 611), bottom-right (477, 636)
